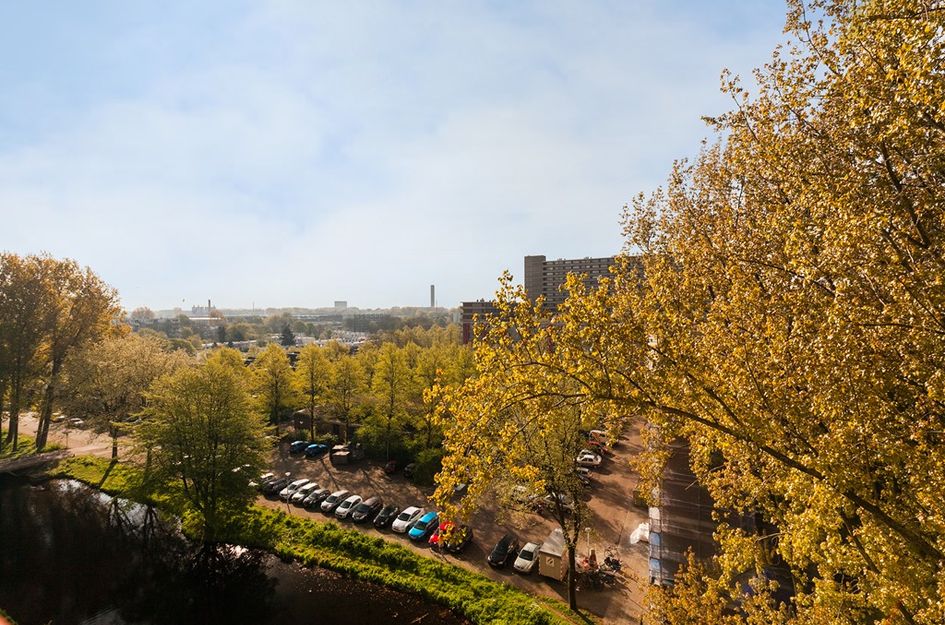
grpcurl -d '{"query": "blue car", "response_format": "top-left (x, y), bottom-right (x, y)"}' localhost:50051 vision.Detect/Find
top-left (305, 443), bottom-right (329, 458)
top-left (289, 440), bottom-right (310, 454)
top-left (408, 511), bottom-right (439, 541)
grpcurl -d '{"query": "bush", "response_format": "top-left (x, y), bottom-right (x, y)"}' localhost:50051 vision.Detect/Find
top-left (411, 447), bottom-right (443, 485)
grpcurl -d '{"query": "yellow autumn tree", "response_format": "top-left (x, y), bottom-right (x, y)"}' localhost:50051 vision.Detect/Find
top-left (440, 1), bottom-right (945, 623)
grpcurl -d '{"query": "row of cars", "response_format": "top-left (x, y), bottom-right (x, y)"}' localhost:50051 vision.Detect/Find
top-left (257, 475), bottom-right (470, 548)
top-left (258, 475), bottom-right (541, 573)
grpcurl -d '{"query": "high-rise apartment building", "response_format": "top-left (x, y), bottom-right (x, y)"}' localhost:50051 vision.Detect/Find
top-left (460, 253), bottom-right (623, 343)
top-left (523, 254), bottom-right (616, 308)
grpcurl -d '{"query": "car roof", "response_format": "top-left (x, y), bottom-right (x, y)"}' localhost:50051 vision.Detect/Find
top-left (419, 511), bottom-right (437, 521)
top-left (401, 505), bottom-right (421, 514)
top-left (330, 489), bottom-right (349, 496)
top-left (361, 496), bottom-right (380, 505)
top-left (522, 542), bottom-right (541, 551)
top-left (343, 494), bottom-right (361, 501)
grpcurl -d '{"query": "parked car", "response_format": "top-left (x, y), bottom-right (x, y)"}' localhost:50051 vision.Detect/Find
top-left (254, 472), bottom-right (276, 491)
top-left (576, 449), bottom-right (603, 467)
top-left (575, 466), bottom-right (593, 487)
top-left (351, 496), bottom-right (383, 523)
top-left (279, 478), bottom-right (311, 501)
top-left (436, 522), bottom-right (473, 553)
top-left (542, 492), bottom-right (575, 514)
top-left (391, 506), bottom-right (425, 534)
top-left (289, 440), bottom-right (310, 454)
top-left (320, 489), bottom-right (351, 513)
top-left (305, 443), bottom-right (330, 458)
top-left (408, 511), bottom-right (439, 541)
top-left (262, 476), bottom-right (289, 496)
top-left (373, 505), bottom-right (400, 529)
top-left (510, 486), bottom-right (541, 510)
top-left (488, 534), bottom-right (520, 568)
top-left (334, 494), bottom-right (363, 520)
top-left (303, 487), bottom-right (331, 508)
top-left (291, 482), bottom-right (320, 505)
top-left (384, 460), bottom-right (398, 475)
top-left (403, 463), bottom-right (416, 479)
top-left (588, 429), bottom-right (610, 444)
top-left (513, 542), bottom-right (541, 573)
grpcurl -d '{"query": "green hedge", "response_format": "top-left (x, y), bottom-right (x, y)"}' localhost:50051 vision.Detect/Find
top-left (51, 456), bottom-right (585, 625)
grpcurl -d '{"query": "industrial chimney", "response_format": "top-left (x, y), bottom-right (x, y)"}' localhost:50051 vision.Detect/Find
top-left (430, 284), bottom-right (435, 309)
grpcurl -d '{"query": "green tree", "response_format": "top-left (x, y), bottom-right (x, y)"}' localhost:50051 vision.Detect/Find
top-left (280, 323), bottom-right (295, 347)
top-left (370, 343), bottom-right (411, 460)
top-left (216, 324), bottom-right (226, 344)
top-left (251, 343), bottom-right (297, 427)
top-left (62, 331), bottom-right (188, 458)
top-left (138, 359), bottom-right (270, 540)
top-left (35, 257), bottom-right (120, 451)
top-left (294, 344), bottom-right (330, 440)
top-left (0, 254), bottom-right (49, 452)
top-left (327, 356), bottom-right (366, 443)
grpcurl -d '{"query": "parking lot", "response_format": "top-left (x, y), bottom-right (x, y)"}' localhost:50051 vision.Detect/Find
top-left (261, 426), bottom-right (650, 623)
top-left (20, 412), bottom-right (649, 622)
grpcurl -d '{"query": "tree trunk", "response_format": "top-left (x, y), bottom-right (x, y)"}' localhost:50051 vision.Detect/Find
top-left (0, 379), bottom-right (6, 454)
top-left (6, 384), bottom-right (21, 451)
top-left (567, 545), bottom-right (578, 610)
top-left (308, 399), bottom-right (316, 441)
top-left (36, 366), bottom-right (60, 451)
top-left (110, 425), bottom-right (119, 459)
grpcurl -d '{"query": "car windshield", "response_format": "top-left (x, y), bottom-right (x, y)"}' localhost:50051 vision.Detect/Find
top-left (519, 548), bottom-right (534, 560)
top-left (354, 503), bottom-right (370, 513)
top-left (414, 519), bottom-right (428, 530)
top-left (326, 495), bottom-right (338, 503)
top-left (397, 511), bottom-right (413, 521)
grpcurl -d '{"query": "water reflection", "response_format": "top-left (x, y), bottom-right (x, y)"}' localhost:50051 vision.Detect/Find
top-left (0, 478), bottom-right (465, 625)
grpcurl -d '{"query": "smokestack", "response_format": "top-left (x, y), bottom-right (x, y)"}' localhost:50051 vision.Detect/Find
top-left (430, 285), bottom-right (435, 309)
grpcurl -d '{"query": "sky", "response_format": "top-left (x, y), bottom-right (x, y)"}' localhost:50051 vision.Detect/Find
top-left (0, 1), bottom-right (787, 311)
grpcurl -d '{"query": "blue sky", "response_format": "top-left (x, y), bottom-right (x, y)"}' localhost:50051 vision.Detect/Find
top-left (0, 1), bottom-right (787, 311)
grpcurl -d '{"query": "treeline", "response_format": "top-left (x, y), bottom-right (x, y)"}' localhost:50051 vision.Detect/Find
top-left (247, 330), bottom-right (475, 480)
top-left (0, 253), bottom-right (120, 452)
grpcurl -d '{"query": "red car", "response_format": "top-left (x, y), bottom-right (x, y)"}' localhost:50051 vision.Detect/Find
top-left (384, 460), bottom-right (398, 474)
top-left (430, 521), bottom-right (473, 553)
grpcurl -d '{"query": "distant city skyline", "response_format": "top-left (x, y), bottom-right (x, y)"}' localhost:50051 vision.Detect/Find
top-left (0, 2), bottom-right (787, 310)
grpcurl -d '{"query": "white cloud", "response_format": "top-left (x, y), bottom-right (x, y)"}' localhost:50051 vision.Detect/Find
top-left (0, 1), bottom-right (785, 309)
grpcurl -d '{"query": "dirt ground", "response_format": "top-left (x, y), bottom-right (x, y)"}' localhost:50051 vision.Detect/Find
top-left (18, 414), bottom-right (650, 623)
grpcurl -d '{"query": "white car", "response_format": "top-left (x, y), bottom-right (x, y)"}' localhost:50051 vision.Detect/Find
top-left (279, 478), bottom-right (311, 501)
top-left (334, 494), bottom-right (363, 520)
top-left (589, 429), bottom-right (610, 444)
top-left (513, 542), bottom-right (541, 573)
top-left (320, 489), bottom-right (351, 513)
top-left (576, 450), bottom-right (602, 467)
top-left (291, 481), bottom-right (320, 505)
top-left (391, 506), bottom-right (425, 533)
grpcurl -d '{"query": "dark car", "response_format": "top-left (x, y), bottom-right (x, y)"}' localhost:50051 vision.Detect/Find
top-left (262, 476), bottom-right (290, 496)
top-left (303, 487), bottom-right (331, 509)
top-left (373, 505), bottom-right (400, 529)
top-left (305, 443), bottom-right (330, 458)
top-left (487, 534), bottom-right (520, 568)
top-left (443, 524), bottom-right (473, 554)
top-left (403, 463), bottom-right (416, 479)
top-left (351, 496), bottom-right (383, 523)
top-left (384, 460), bottom-right (398, 475)
top-left (289, 440), bottom-right (310, 454)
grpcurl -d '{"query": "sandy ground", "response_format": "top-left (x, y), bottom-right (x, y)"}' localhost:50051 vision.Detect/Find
top-left (16, 413), bottom-right (650, 623)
